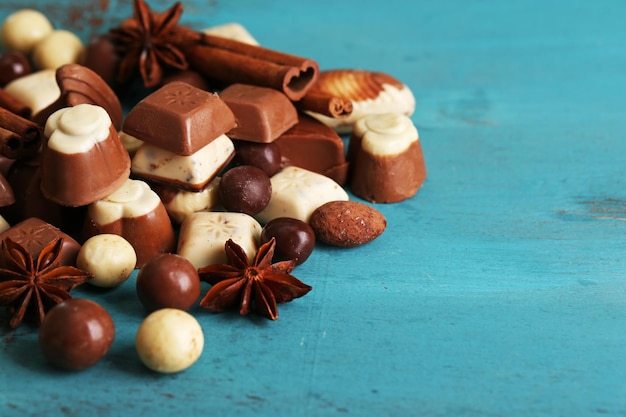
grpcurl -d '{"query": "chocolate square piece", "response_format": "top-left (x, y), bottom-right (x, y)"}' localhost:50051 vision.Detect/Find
top-left (123, 81), bottom-right (236, 156)
top-left (220, 83), bottom-right (298, 143)
top-left (0, 217), bottom-right (81, 266)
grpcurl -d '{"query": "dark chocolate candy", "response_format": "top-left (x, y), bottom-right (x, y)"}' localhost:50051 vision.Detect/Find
top-left (275, 114), bottom-right (348, 185)
top-left (260, 217), bottom-right (315, 265)
top-left (0, 52), bottom-right (32, 87)
top-left (38, 298), bottom-right (115, 371)
top-left (220, 83), bottom-right (298, 143)
top-left (136, 254), bottom-right (201, 312)
top-left (0, 172), bottom-right (14, 207)
top-left (123, 81), bottom-right (236, 156)
top-left (232, 140), bottom-right (282, 177)
top-left (219, 165), bottom-right (272, 215)
top-left (81, 34), bottom-right (120, 88)
top-left (0, 217), bottom-right (81, 266)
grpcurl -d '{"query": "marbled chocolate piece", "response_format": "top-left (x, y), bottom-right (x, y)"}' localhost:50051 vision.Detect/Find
top-left (348, 113), bottom-right (426, 203)
top-left (131, 134), bottom-right (234, 192)
top-left (275, 114), bottom-right (349, 185)
top-left (220, 83), bottom-right (298, 143)
top-left (123, 81), bottom-right (236, 156)
top-left (0, 217), bottom-right (81, 266)
top-left (257, 166), bottom-right (349, 224)
top-left (82, 179), bottom-right (176, 268)
top-left (177, 211), bottom-right (262, 269)
top-left (41, 104), bottom-right (131, 207)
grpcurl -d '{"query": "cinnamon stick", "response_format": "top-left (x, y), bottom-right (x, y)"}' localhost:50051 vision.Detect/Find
top-left (183, 33), bottom-right (319, 101)
top-left (296, 91), bottom-right (353, 118)
top-left (0, 88), bottom-right (31, 119)
top-left (0, 107), bottom-right (42, 159)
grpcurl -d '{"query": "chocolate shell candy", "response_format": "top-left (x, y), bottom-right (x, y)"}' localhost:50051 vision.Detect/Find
top-left (82, 178), bottom-right (176, 268)
top-left (41, 104), bottom-right (131, 207)
top-left (220, 83), bottom-right (298, 143)
top-left (348, 113), bottom-right (426, 203)
top-left (123, 81), bottom-right (236, 156)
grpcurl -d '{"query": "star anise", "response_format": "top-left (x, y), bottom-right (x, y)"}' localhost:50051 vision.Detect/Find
top-left (109, 0), bottom-right (200, 87)
top-left (198, 238), bottom-right (312, 320)
top-left (0, 237), bottom-right (93, 328)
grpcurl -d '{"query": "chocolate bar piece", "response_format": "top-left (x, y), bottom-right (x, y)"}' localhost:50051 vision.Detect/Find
top-left (274, 114), bottom-right (349, 185)
top-left (220, 83), bottom-right (298, 143)
top-left (123, 81), bottom-right (236, 156)
top-left (0, 217), bottom-right (81, 266)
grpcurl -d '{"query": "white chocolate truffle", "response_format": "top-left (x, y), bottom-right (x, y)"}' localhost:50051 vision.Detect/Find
top-left (4, 69), bottom-right (60, 116)
top-left (135, 309), bottom-right (204, 374)
top-left (257, 166), bottom-right (349, 223)
top-left (1, 9), bottom-right (53, 54)
top-left (32, 30), bottom-right (84, 70)
top-left (131, 134), bottom-right (234, 191)
top-left (87, 178), bottom-right (161, 226)
top-left (177, 211), bottom-right (262, 269)
top-left (0, 215), bottom-right (9, 234)
top-left (77, 234), bottom-right (137, 288)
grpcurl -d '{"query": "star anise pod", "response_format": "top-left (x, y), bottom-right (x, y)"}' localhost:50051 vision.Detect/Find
top-left (0, 237), bottom-right (93, 329)
top-left (109, 0), bottom-right (200, 87)
top-left (198, 238), bottom-right (312, 320)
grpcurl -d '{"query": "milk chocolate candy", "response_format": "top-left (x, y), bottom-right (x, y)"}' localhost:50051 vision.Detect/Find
top-left (153, 177), bottom-right (221, 224)
top-left (82, 179), bottom-right (176, 268)
top-left (41, 104), bottom-right (131, 207)
top-left (256, 166), bottom-right (349, 224)
top-left (348, 113), bottom-right (426, 203)
top-left (0, 217), bottom-right (81, 266)
top-left (177, 211), bottom-right (262, 269)
top-left (220, 83), bottom-right (298, 143)
top-left (0, 172), bottom-right (14, 207)
top-left (275, 114), bottom-right (349, 185)
top-left (131, 134), bottom-right (234, 192)
top-left (123, 81), bottom-right (236, 156)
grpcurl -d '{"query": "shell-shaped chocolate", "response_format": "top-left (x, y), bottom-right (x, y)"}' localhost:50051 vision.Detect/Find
top-left (305, 69), bottom-right (416, 134)
top-left (312, 69), bottom-right (405, 102)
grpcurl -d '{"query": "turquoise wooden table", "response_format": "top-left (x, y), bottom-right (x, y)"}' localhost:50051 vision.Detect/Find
top-left (1, 0), bottom-right (626, 416)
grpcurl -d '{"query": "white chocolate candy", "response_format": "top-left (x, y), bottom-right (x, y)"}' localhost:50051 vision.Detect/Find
top-left (77, 234), bottom-right (137, 288)
top-left (161, 177), bottom-right (221, 224)
top-left (0, 215), bottom-right (10, 234)
top-left (118, 131), bottom-right (144, 157)
top-left (177, 211), bottom-right (262, 268)
top-left (1, 9), bottom-right (53, 54)
top-left (87, 179), bottom-right (161, 226)
top-left (4, 69), bottom-right (60, 116)
top-left (203, 23), bottom-right (259, 45)
top-left (131, 134), bottom-right (234, 191)
top-left (45, 104), bottom-right (111, 154)
top-left (257, 166), bottom-right (349, 223)
top-left (354, 113), bottom-right (419, 156)
top-left (135, 309), bottom-right (204, 374)
top-left (32, 29), bottom-right (83, 70)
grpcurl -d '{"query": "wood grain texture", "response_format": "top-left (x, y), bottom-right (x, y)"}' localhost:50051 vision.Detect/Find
top-left (1, 0), bottom-right (626, 416)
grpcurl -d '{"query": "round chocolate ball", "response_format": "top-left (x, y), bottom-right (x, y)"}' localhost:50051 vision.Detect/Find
top-left (219, 165), bottom-right (272, 215)
top-left (233, 140), bottom-right (282, 177)
top-left (136, 253), bottom-right (201, 312)
top-left (0, 51), bottom-right (32, 86)
top-left (81, 34), bottom-right (120, 87)
top-left (38, 299), bottom-right (115, 371)
top-left (261, 217), bottom-right (316, 265)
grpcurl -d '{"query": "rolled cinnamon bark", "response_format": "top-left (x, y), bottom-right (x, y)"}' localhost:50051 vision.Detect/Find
top-left (0, 88), bottom-right (31, 119)
top-left (183, 33), bottom-right (319, 101)
top-left (0, 107), bottom-right (42, 159)
top-left (296, 91), bottom-right (353, 118)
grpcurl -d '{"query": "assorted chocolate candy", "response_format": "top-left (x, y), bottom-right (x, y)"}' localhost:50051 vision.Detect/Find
top-left (0, 0), bottom-right (427, 373)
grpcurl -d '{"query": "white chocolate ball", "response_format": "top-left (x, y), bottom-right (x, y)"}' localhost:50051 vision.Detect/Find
top-left (32, 29), bottom-right (83, 70)
top-left (1, 9), bottom-right (53, 54)
top-left (77, 234), bottom-right (137, 288)
top-left (135, 309), bottom-right (204, 373)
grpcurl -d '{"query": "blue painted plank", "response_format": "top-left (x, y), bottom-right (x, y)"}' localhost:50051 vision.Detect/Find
top-left (1, 1), bottom-right (626, 416)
